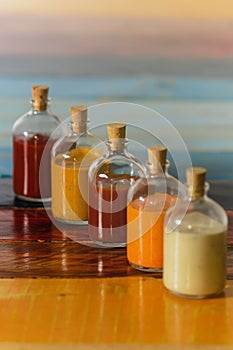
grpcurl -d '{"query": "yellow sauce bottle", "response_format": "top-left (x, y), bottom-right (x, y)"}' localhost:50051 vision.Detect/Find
top-left (51, 105), bottom-right (104, 224)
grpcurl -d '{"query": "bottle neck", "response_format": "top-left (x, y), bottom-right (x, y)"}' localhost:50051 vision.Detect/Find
top-left (186, 182), bottom-right (209, 201)
top-left (71, 121), bottom-right (88, 134)
top-left (31, 98), bottom-right (50, 112)
top-left (106, 139), bottom-right (127, 154)
top-left (148, 160), bottom-right (169, 176)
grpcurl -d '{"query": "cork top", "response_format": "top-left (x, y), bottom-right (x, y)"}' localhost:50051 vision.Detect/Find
top-left (148, 144), bottom-right (167, 173)
top-left (70, 105), bottom-right (88, 133)
top-left (32, 85), bottom-right (49, 111)
top-left (186, 167), bottom-right (207, 198)
top-left (107, 123), bottom-right (126, 151)
top-left (107, 123), bottom-right (126, 140)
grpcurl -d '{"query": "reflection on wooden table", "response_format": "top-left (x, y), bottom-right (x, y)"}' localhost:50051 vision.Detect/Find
top-left (0, 208), bottom-right (232, 279)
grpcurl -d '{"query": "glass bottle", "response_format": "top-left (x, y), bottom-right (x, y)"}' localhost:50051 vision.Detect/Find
top-left (13, 85), bottom-right (61, 202)
top-left (163, 167), bottom-right (227, 298)
top-left (88, 122), bottom-right (147, 247)
top-left (127, 145), bottom-right (185, 272)
top-left (51, 105), bottom-right (104, 225)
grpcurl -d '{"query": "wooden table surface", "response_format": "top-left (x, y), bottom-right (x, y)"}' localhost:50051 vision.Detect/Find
top-left (0, 179), bottom-right (233, 349)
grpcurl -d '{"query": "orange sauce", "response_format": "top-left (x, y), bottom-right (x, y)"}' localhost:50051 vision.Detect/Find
top-left (127, 193), bottom-right (177, 270)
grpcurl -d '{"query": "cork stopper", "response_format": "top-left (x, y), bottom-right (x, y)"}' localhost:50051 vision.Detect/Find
top-left (107, 123), bottom-right (126, 140)
top-left (186, 167), bottom-right (207, 198)
top-left (148, 144), bottom-right (167, 173)
top-left (107, 123), bottom-right (126, 151)
top-left (32, 85), bottom-right (49, 111)
top-left (70, 105), bottom-right (87, 133)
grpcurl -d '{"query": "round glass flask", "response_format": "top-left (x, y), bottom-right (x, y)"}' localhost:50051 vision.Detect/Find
top-left (13, 85), bottom-right (61, 202)
top-left (127, 145), bottom-right (185, 271)
top-left (163, 167), bottom-right (228, 298)
top-left (88, 122), bottom-right (147, 247)
top-left (51, 105), bottom-right (104, 225)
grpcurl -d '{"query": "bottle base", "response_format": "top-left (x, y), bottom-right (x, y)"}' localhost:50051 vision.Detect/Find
top-left (15, 194), bottom-right (51, 203)
top-left (53, 216), bottom-right (88, 226)
top-left (165, 287), bottom-right (223, 299)
top-left (129, 262), bottom-right (162, 273)
top-left (91, 240), bottom-right (126, 248)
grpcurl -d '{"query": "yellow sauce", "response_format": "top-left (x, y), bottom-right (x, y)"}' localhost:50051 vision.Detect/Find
top-left (52, 147), bottom-right (100, 223)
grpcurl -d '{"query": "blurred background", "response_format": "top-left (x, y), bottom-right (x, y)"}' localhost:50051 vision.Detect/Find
top-left (0, 0), bottom-right (233, 179)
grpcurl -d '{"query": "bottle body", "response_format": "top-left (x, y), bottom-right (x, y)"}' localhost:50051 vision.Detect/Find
top-left (51, 132), bottom-right (104, 224)
top-left (163, 193), bottom-right (227, 298)
top-left (88, 142), bottom-right (147, 247)
top-left (127, 171), bottom-right (183, 272)
top-left (13, 107), bottom-right (61, 202)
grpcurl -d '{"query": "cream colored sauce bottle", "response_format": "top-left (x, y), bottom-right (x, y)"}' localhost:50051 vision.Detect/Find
top-left (163, 167), bottom-right (228, 298)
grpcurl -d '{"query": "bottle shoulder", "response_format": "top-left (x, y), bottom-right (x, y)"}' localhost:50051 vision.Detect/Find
top-left (128, 173), bottom-right (185, 199)
top-left (184, 196), bottom-right (227, 216)
top-left (77, 132), bottom-right (104, 146)
top-left (165, 195), bottom-right (228, 233)
top-left (13, 109), bottom-right (61, 135)
top-left (88, 150), bottom-right (147, 179)
top-left (52, 132), bottom-right (105, 158)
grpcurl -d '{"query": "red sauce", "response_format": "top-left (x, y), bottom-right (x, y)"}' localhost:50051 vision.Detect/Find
top-left (13, 134), bottom-right (55, 200)
top-left (88, 174), bottom-right (136, 245)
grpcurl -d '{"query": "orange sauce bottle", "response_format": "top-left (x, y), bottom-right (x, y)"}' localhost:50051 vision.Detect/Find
top-left (127, 145), bottom-right (185, 272)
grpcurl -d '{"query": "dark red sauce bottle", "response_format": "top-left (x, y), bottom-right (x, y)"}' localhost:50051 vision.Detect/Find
top-left (88, 123), bottom-right (147, 248)
top-left (12, 85), bottom-right (61, 202)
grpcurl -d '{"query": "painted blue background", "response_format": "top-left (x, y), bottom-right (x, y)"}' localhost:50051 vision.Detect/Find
top-left (1, 75), bottom-right (233, 180)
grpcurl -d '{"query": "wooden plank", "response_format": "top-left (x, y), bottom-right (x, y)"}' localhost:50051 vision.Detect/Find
top-left (0, 277), bottom-right (232, 345)
top-left (0, 345), bottom-right (232, 350)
